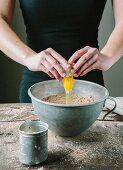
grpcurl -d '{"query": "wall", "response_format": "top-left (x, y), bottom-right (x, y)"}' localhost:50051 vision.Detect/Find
top-left (0, 0), bottom-right (123, 103)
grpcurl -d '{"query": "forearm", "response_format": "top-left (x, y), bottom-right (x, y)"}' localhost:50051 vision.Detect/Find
top-left (0, 16), bottom-right (36, 66)
top-left (101, 21), bottom-right (123, 62)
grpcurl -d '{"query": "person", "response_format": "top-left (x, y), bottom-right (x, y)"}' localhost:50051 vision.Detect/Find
top-left (0, 0), bottom-right (123, 103)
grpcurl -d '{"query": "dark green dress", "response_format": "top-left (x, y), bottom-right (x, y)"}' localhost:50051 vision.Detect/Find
top-left (19, 0), bottom-right (107, 102)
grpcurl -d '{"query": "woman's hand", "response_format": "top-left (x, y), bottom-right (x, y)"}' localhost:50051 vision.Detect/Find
top-left (25, 48), bottom-right (70, 80)
top-left (68, 46), bottom-right (115, 77)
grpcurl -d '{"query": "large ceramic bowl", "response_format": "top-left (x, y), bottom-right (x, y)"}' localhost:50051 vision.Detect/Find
top-left (28, 80), bottom-right (116, 137)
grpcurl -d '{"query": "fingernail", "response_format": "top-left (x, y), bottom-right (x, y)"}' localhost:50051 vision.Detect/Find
top-left (70, 64), bottom-right (73, 69)
top-left (66, 64), bottom-right (71, 68)
top-left (62, 73), bottom-right (66, 77)
top-left (72, 69), bottom-right (76, 74)
top-left (56, 75), bottom-right (59, 80)
top-left (71, 69), bottom-right (74, 73)
top-left (74, 74), bottom-right (78, 77)
top-left (58, 77), bottom-right (62, 81)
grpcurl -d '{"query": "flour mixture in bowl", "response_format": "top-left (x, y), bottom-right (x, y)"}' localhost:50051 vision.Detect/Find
top-left (42, 93), bottom-right (94, 104)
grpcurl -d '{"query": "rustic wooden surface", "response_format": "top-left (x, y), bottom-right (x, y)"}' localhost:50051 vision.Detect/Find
top-left (0, 103), bottom-right (123, 170)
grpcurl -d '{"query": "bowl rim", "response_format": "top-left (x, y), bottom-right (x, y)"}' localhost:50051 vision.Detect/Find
top-left (28, 79), bottom-right (109, 107)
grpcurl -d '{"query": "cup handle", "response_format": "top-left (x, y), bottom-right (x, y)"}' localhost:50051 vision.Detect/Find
top-left (103, 97), bottom-right (117, 120)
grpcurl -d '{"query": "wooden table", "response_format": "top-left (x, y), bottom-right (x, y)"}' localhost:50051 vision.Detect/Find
top-left (0, 102), bottom-right (123, 170)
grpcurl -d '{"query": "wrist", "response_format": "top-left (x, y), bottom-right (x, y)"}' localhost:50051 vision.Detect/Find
top-left (101, 48), bottom-right (117, 63)
top-left (22, 50), bottom-right (36, 67)
top-left (101, 46), bottom-right (122, 63)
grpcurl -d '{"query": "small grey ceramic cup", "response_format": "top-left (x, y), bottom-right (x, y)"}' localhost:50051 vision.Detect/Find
top-left (19, 120), bottom-right (48, 165)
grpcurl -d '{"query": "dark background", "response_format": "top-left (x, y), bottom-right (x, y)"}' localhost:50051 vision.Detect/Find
top-left (0, 0), bottom-right (123, 103)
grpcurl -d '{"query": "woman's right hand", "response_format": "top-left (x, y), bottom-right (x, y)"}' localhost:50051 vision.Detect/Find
top-left (25, 48), bottom-right (70, 80)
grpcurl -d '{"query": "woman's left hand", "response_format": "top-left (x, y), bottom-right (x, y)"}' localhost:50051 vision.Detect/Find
top-left (68, 46), bottom-right (115, 77)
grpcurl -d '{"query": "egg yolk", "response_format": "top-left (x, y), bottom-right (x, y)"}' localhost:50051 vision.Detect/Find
top-left (63, 73), bottom-right (74, 92)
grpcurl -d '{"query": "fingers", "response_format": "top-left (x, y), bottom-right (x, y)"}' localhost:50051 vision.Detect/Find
top-left (26, 48), bottom-right (69, 80)
top-left (36, 47), bottom-right (100, 79)
top-left (68, 46), bottom-right (89, 64)
top-left (46, 48), bottom-right (70, 69)
top-left (80, 62), bottom-right (99, 76)
top-left (42, 58), bottom-right (62, 80)
top-left (72, 48), bottom-right (98, 74)
top-left (75, 54), bottom-right (99, 76)
top-left (39, 64), bottom-right (54, 78)
top-left (46, 54), bottom-right (66, 77)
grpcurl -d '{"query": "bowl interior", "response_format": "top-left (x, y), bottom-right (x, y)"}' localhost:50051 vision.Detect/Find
top-left (28, 80), bottom-right (109, 105)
